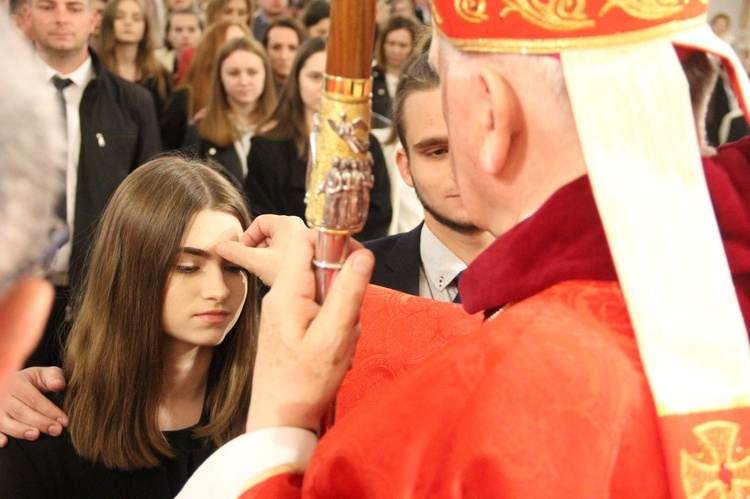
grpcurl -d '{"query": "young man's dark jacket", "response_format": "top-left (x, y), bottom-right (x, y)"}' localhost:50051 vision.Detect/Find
top-left (70, 50), bottom-right (162, 290)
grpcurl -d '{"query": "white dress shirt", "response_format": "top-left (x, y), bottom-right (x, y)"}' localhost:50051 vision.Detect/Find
top-left (233, 130), bottom-right (254, 181)
top-left (41, 56), bottom-right (94, 273)
top-left (418, 224), bottom-right (467, 302)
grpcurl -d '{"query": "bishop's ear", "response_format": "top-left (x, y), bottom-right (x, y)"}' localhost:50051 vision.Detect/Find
top-left (475, 64), bottom-right (521, 177)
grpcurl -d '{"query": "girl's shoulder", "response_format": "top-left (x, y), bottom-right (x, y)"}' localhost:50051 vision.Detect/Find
top-left (0, 428), bottom-right (75, 498)
top-left (257, 119), bottom-right (279, 134)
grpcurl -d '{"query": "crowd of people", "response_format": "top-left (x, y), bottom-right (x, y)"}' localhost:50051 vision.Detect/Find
top-left (1, 0), bottom-right (749, 497)
top-left (11, 0), bottom-right (428, 194)
top-left (0, 0), bottom-right (427, 495)
top-left (10, 0), bottom-right (433, 372)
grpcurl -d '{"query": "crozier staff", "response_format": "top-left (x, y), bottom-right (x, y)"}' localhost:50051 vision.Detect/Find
top-left (303, 0), bottom-right (376, 302)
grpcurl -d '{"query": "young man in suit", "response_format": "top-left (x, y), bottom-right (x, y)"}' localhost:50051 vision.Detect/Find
top-left (24, 0), bottom-right (161, 367)
top-left (365, 53), bottom-right (493, 301)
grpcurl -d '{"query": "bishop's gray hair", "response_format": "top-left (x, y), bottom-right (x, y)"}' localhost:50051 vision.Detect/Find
top-left (0, 17), bottom-right (65, 296)
top-left (437, 35), bottom-right (571, 111)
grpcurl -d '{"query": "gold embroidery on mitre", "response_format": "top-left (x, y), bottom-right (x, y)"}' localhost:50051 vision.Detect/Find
top-left (499, 0), bottom-right (594, 31)
top-left (431, 1), bottom-right (444, 25)
top-left (455, 0), bottom-right (488, 23)
top-left (681, 421), bottom-right (750, 498)
top-left (599, 0), bottom-right (684, 20)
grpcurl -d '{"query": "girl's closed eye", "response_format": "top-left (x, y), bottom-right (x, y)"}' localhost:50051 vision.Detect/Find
top-left (224, 264), bottom-right (245, 274)
top-left (176, 264), bottom-right (199, 273)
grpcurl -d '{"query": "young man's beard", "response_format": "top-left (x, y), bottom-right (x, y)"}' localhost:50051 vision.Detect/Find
top-left (414, 186), bottom-right (480, 234)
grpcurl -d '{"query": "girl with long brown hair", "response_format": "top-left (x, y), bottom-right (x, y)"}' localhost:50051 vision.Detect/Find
top-left (183, 37), bottom-right (277, 183)
top-left (244, 37), bottom-right (393, 241)
top-left (100, 0), bottom-right (172, 115)
top-left (161, 20), bottom-right (250, 150)
top-left (0, 158), bottom-right (258, 497)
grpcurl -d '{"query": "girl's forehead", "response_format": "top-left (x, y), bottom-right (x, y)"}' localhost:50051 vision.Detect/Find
top-left (182, 210), bottom-right (242, 250)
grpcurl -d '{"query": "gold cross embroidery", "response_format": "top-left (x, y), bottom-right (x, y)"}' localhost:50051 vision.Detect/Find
top-left (681, 421), bottom-right (750, 498)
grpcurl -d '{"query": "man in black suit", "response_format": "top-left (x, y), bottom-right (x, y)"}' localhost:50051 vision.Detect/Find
top-left (24, 0), bottom-right (161, 367)
top-left (365, 54), bottom-right (493, 301)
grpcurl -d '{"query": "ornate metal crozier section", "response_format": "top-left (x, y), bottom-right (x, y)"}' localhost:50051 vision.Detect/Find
top-left (305, 75), bottom-right (374, 235)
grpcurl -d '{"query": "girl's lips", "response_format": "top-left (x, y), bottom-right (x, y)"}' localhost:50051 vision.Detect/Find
top-left (194, 311), bottom-right (230, 324)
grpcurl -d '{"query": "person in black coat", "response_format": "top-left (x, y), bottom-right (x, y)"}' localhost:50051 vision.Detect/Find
top-left (365, 52), bottom-right (494, 300)
top-left (365, 222), bottom-right (423, 296)
top-left (371, 15), bottom-right (421, 128)
top-left (70, 53), bottom-right (162, 291)
top-left (98, 0), bottom-right (172, 118)
top-left (182, 36), bottom-right (278, 184)
top-left (160, 21), bottom-right (251, 150)
top-left (245, 37), bottom-right (392, 241)
top-left (24, 0), bottom-right (162, 368)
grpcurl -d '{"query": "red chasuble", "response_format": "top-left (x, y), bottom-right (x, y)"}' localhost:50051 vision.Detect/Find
top-left (241, 137), bottom-right (750, 498)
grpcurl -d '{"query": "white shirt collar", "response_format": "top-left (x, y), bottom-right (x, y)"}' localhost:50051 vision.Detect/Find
top-left (419, 223), bottom-right (466, 292)
top-left (41, 55), bottom-right (94, 88)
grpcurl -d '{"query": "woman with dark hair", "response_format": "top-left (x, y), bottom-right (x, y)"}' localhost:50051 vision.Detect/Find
top-left (183, 37), bottom-right (278, 183)
top-left (155, 8), bottom-right (204, 80)
top-left (245, 37), bottom-right (392, 241)
top-left (371, 15), bottom-right (420, 128)
top-left (161, 20), bottom-right (250, 150)
top-left (0, 157), bottom-right (258, 498)
top-left (100, 0), bottom-right (172, 115)
top-left (262, 17), bottom-right (306, 94)
top-left (300, 0), bottom-right (330, 37)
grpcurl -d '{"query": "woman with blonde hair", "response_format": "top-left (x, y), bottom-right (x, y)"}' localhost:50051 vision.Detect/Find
top-left (0, 157), bottom-right (258, 497)
top-left (100, 0), bottom-right (172, 115)
top-left (184, 37), bottom-right (278, 183)
top-left (161, 20), bottom-right (250, 150)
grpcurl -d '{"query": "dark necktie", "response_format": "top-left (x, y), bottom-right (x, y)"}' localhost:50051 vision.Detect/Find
top-left (51, 76), bottom-right (73, 129)
top-left (51, 76), bottom-right (72, 221)
top-left (452, 270), bottom-right (464, 304)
